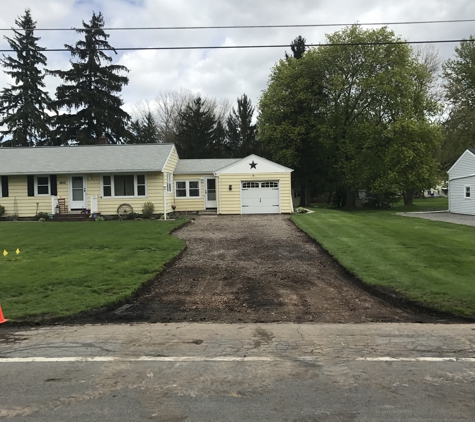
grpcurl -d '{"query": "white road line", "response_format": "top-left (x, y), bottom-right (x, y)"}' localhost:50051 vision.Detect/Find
top-left (0, 356), bottom-right (474, 363)
top-left (356, 357), bottom-right (475, 362)
top-left (0, 356), bottom-right (276, 363)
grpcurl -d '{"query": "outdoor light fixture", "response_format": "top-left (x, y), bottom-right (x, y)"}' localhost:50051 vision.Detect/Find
top-left (229, 185), bottom-right (232, 191)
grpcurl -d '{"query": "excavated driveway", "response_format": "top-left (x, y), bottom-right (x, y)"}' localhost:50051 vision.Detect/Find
top-left (83, 214), bottom-right (454, 324)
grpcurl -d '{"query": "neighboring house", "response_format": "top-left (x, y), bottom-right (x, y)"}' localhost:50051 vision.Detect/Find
top-left (0, 144), bottom-right (293, 217)
top-left (447, 148), bottom-right (475, 215)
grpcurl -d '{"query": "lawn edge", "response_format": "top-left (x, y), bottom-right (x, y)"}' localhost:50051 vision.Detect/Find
top-left (290, 216), bottom-right (475, 324)
top-left (5, 220), bottom-right (192, 327)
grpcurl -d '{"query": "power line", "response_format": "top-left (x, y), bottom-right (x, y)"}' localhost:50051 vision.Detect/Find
top-left (0, 19), bottom-right (475, 32)
top-left (0, 38), bottom-right (473, 53)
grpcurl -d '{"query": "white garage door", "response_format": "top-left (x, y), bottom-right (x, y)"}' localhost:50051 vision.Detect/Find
top-left (241, 181), bottom-right (280, 214)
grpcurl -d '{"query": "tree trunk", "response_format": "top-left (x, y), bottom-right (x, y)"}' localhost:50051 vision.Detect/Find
top-left (403, 189), bottom-right (416, 205)
top-left (298, 181), bottom-right (307, 207)
top-left (343, 187), bottom-right (356, 209)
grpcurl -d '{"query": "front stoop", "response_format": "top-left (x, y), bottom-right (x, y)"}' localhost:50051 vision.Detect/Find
top-left (198, 209), bottom-right (218, 215)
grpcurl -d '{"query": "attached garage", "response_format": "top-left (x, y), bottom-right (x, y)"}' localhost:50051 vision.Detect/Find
top-left (214, 155), bottom-right (293, 215)
top-left (241, 181), bottom-right (280, 214)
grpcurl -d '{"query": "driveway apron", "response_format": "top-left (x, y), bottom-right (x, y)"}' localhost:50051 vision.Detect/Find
top-left (105, 215), bottom-right (448, 323)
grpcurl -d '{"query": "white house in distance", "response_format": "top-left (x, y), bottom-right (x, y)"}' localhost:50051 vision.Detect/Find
top-left (447, 148), bottom-right (475, 215)
top-left (0, 143), bottom-right (294, 218)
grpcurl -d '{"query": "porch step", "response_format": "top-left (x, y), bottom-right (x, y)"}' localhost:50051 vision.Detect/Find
top-left (52, 213), bottom-right (93, 222)
top-left (198, 209), bottom-right (217, 215)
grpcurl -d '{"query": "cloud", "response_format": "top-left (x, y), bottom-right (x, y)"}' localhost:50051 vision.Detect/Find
top-left (0, 0), bottom-right (474, 116)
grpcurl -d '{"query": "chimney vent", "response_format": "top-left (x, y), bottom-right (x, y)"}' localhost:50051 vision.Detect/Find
top-left (98, 133), bottom-right (108, 145)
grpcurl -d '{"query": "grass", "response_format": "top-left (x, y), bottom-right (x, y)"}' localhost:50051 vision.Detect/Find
top-left (0, 220), bottom-right (187, 320)
top-left (292, 197), bottom-right (475, 316)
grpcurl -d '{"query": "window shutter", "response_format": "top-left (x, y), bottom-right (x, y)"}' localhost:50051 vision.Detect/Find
top-left (27, 175), bottom-right (34, 197)
top-left (1, 176), bottom-right (8, 197)
top-left (50, 175), bottom-right (57, 196)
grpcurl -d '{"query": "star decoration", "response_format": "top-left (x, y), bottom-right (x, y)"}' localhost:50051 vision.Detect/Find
top-left (249, 160), bottom-right (257, 169)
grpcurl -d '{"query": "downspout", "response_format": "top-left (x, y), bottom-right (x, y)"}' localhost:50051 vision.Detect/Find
top-left (214, 172), bottom-right (220, 214)
top-left (163, 183), bottom-right (167, 220)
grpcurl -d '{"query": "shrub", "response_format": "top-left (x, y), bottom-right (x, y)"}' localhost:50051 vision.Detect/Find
top-left (141, 201), bottom-right (155, 219)
top-left (35, 212), bottom-right (50, 221)
top-left (0, 205), bottom-right (5, 217)
top-left (295, 207), bottom-right (308, 214)
top-left (363, 191), bottom-right (400, 209)
top-left (126, 212), bottom-right (141, 220)
top-left (95, 216), bottom-right (105, 222)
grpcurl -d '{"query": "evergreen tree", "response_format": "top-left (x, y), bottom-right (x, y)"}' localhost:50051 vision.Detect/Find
top-left (0, 9), bottom-right (52, 146)
top-left (129, 110), bottom-right (160, 143)
top-left (285, 35), bottom-right (306, 60)
top-left (49, 12), bottom-right (131, 144)
top-left (175, 97), bottom-right (222, 158)
top-left (225, 94), bottom-right (257, 157)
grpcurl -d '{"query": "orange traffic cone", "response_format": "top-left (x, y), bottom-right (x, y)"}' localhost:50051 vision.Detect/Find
top-left (0, 305), bottom-right (8, 324)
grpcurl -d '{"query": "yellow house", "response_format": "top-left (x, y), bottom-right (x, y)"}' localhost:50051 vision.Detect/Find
top-left (0, 144), bottom-right (293, 218)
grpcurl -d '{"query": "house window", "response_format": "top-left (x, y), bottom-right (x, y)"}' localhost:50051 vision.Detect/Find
top-left (102, 175), bottom-right (147, 197)
top-left (36, 176), bottom-right (50, 196)
top-left (167, 173), bottom-right (172, 193)
top-left (242, 182), bottom-right (260, 188)
top-left (175, 180), bottom-right (200, 198)
top-left (137, 175), bottom-right (146, 196)
top-left (465, 186), bottom-right (471, 199)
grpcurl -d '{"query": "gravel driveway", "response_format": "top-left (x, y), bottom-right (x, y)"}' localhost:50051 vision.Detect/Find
top-left (75, 214), bottom-right (454, 324)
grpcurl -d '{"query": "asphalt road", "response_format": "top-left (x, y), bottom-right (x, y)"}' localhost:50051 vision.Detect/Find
top-left (1, 323), bottom-right (474, 421)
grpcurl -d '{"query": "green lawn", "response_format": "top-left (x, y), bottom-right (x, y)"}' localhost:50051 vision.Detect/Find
top-left (292, 198), bottom-right (475, 316)
top-left (0, 220), bottom-right (186, 320)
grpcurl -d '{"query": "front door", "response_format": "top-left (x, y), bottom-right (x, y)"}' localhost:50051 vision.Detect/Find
top-left (70, 176), bottom-right (87, 210)
top-left (205, 177), bottom-right (217, 209)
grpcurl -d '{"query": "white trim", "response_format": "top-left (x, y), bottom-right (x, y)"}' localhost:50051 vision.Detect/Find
top-left (174, 180), bottom-right (201, 199)
top-left (215, 154), bottom-right (293, 174)
top-left (101, 174), bottom-right (148, 199)
top-left (449, 173), bottom-right (475, 182)
top-left (464, 185), bottom-right (471, 199)
top-left (167, 173), bottom-right (173, 193)
top-left (34, 175), bottom-right (50, 196)
top-left (69, 175), bottom-right (87, 209)
top-left (204, 176), bottom-right (217, 208)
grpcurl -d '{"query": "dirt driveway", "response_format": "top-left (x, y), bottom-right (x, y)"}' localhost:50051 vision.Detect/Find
top-left (73, 214), bottom-right (456, 324)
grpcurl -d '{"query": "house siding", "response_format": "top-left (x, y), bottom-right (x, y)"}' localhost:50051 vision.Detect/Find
top-left (217, 172), bottom-right (292, 214)
top-left (448, 150), bottom-right (475, 180)
top-left (96, 173), bottom-right (163, 216)
top-left (161, 147), bottom-right (179, 214)
top-left (449, 175), bottom-right (475, 215)
top-left (172, 174), bottom-right (206, 212)
top-left (0, 175), bottom-right (55, 217)
top-left (448, 150), bottom-right (475, 215)
top-left (1, 173), bottom-right (165, 218)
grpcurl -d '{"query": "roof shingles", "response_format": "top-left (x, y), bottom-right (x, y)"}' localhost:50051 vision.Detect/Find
top-left (0, 144), bottom-right (175, 175)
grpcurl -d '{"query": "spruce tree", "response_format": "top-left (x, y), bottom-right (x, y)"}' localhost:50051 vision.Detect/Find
top-left (129, 111), bottom-right (160, 143)
top-left (0, 9), bottom-right (52, 146)
top-left (225, 94), bottom-right (257, 157)
top-left (50, 12), bottom-right (131, 144)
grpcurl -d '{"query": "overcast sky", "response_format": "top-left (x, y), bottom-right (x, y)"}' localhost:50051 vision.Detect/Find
top-left (0, 0), bottom-right (474, 117)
